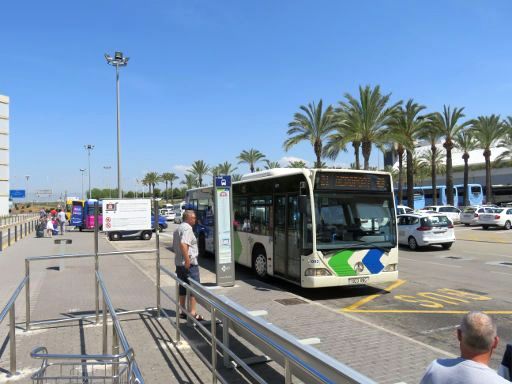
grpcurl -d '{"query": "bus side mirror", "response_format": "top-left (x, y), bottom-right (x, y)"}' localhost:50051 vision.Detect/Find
top-left (298, 195), bottom-right (308, 214)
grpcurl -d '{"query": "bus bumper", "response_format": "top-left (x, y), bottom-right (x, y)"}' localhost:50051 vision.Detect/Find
top-left (300, 271), bottom-right (399, 288)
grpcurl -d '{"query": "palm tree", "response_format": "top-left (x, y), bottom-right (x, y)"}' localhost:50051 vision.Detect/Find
top-left (216, 161), bottom-right (237, 175)
top-left (160, 172), bottom-right (178, 202)
top-left (418, 123), bottom-right (444, 205)
top-left (284, 100), bottom-right (336, 168)
top-left (430, 105), bottom-right (469, 205)
top-left (143, 172), bottom-right (160, 196)
top-left (470, 115), bottom-right (508, 204)
top-left (288, 160), bottom-right (307, 168)
top-left (237, 149), bottom-right (266, 173)
top-left (455, 130), bottom-right (477, 206)
top-left (232, 174), bottom-right (243, 182)
top-left (388, 100), bottom-right (426, 208)
top-left (181, 174), bottom-right (197, 190)
top-left (189, 160), bottom-right (210, 187)
top-left (340, 85), bottom-right (401, 170)
top-left (496, 117), bottom-right (512, 164)
top-left (264, 160), bottom-right (281, 169)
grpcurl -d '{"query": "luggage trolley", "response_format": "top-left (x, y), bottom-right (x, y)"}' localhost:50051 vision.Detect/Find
top-left (31, 347), bottom-right (140, 384)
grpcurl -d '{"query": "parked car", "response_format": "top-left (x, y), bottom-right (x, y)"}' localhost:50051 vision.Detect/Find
top-left (478, 207), bottom-right (512, 230)
top-left (460, 206), bottom-right (496, 226)
top-left (154, 215), bottom-right (168, 232)
top-left (396, 205), bottom-right (414, 215)
top-left (420, 205), bottom-right (461, 224)
top-left (160, 208), bottom-right (176, 221)
top-left (173, 201), bottom-right (186, 224)
top-left (397, 213), bottom-right (455, 250)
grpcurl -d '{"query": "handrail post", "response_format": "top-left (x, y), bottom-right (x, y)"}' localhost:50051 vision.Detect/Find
top-left (285, 358), bottom-right (292, 384)
top-left (211, 307), bottom-right (217, 384)
top-left (94, 202), bottom-right (99, 324)
top-left (175, 281), bottom-right (181, 343)
top-left (112, 324), bottom-right (119, 381)
top-left (25, 260), bottom-right (30, 330)
top-left (14, 225), bottom-right (17, 242)
top-left (154, 200), bottom-right (161, 318)
top-left (9, 303), bottom-right (16, 375)
top-left (0, 230), bottom-right (3, 252)
top-left (223, 315), bottom-right (230, 368)
top-left (8, 227), bottom-right (10, 246)
top-left (102, 294), bottom-right (107, 354)
top-left (186, 287), bottom-right (191, 327)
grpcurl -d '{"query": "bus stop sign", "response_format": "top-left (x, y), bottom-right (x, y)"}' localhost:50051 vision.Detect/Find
top-left (214, 176), bottom-right (234, 287)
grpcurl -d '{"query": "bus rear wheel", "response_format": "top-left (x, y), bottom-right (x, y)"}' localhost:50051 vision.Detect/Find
top-left (252, 248), bottom-right (267, 279)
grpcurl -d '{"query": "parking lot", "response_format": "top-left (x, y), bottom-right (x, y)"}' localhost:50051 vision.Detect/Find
top-left (108, 222), bottom-right (512, 369)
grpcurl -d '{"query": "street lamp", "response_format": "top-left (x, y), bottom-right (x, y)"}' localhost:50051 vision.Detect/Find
top-left (80, 169), bottom-right (86, 200)
top-left (25, 175), bottom-right (30, 204)
top-left (104, 51), bottom-right (129, 199)
top-left (84, 144), bottom-right (94, 199)
top-left (103, 166), bottom-right (112, 198)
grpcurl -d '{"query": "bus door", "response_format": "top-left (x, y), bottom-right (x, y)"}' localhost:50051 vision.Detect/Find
top-left (274, 195), bottom-right (301, 282)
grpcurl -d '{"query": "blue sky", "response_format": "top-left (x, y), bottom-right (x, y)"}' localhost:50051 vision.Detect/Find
top-left (2, 0), bottom-right (512, 198)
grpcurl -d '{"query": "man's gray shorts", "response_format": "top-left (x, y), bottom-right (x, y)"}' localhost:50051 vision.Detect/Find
top-left (176, 265), bottom-right (200, 296)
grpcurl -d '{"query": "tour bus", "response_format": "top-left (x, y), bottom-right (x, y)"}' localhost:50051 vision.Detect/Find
top-left (423, 185), bottom-right (458, 206)
top-left (186, 168), bottom-right (398, 288)
top-left (65, 197), bottom-right (82, 221)
top-left (455, 184), bottom-right (483, 207)
top-left (394, 186), bottom-right (426, 209)
top-left (74, 199), bottom-right (103, 231)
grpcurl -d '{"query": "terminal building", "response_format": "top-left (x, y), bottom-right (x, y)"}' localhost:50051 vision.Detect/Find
top-left (0, 95), bottom-right (8, 215)
top-left (386, 140), bottom-right (512, 187)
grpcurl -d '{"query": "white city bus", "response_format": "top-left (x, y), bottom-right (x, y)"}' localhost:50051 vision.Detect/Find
top-left (186, 168), bottom-right (398, 288)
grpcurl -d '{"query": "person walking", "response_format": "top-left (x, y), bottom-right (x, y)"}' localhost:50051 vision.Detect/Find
top-left (173, 209), bottom-right (204, 321)
top-left (57, 209), bottom-right (66, 235)
top-left (46, 217), bottom-right (54, 238)
top-left (420, 311), bottom-right (508, 384)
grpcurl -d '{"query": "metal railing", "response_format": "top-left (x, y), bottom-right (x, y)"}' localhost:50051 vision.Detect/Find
top-left (0, 276), bottom-right (28, 375)
top-left (28, 271), bottom-right (144, 383)
top-left (158, 265), bottom-right (375, 384)
top-left (0, 215), bottom-right (39, 251)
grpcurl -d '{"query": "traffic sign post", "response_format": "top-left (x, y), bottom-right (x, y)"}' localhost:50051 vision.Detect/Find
top-left (214, 176), bottom-right (235, 287)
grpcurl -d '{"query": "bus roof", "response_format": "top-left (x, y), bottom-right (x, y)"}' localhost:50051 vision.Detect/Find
top-left (240, 167), bottom-right (391, 182)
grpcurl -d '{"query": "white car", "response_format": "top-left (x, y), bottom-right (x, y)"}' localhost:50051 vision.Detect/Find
top-left (396, 205), bottom-right (414, 215)
top-left (460, 206), bottom-right (496, 226)
top-left (159, 208), bottom-right (176, 221)
top-left (421, 205), bottom-right (461, 224)
top-left (478, 207), bottom-right (512, 230)
top-left (397, 213), bottom-right (455, 250)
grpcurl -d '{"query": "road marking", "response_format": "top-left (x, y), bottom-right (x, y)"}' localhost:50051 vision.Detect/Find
top-left (343, 279), bottom-right (406, 311)
top-left (490, 271), bottom-right (512, 276)
top-left (299, 337), bottom-right (321, 345)
top-left (400, 257), bottom-right (462, 268)
top-left (420, 325), bottom-right (458, 335)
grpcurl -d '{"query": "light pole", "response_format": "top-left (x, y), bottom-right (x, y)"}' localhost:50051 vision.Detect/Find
top-left (25, 175), bottom-right (30, 204)
top-left (80, 169), bottom-right (86, 200)
top-left (105, 51), bottom-right (129, 199)
top-left (84, 144), bottom-right (94, 199)
top-left (103, 166), bottom-right (112, 198)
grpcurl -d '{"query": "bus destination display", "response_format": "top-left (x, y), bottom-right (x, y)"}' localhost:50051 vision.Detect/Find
top-left (317, 173), bottom-right (389, 191)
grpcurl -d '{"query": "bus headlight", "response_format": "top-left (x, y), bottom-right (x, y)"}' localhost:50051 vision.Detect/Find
top-left (383, 264), bottom-right (397, 272)
top-left (305, 268), bottom-right (332, 276)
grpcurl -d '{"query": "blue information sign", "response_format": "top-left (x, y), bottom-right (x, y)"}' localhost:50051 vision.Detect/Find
top-left (215, 176), bottom-right (231, 187)
top-left (9, 190), bottom-right (26, 199)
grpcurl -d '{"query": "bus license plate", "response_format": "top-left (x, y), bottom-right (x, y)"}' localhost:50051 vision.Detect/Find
top-left (349, 277), bottom-right (369, 284)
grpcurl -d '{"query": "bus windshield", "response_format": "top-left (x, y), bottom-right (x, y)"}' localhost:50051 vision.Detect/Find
top-left (309, 193), bottom-right (396, 251)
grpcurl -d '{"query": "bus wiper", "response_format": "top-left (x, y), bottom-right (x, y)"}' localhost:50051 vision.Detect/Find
top-left (348, 241), bottom-right (392, 253)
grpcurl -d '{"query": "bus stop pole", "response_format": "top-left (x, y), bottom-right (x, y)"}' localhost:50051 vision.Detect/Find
top-left (154, 200), bottom-right (161, 317)
top-left (94, 202), bottom-right (99, 324)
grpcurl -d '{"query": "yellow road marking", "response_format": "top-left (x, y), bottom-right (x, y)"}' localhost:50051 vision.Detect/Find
top-left (344, 309), bottom-right (512, 314)
top-left (342, 279), bottom-right (406, 311)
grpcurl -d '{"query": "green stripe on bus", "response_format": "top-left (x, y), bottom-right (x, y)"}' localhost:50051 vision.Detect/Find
top-left (234, 231), bottom-right (242, 262)
top-left (328, 250), bottom-right (356, 276)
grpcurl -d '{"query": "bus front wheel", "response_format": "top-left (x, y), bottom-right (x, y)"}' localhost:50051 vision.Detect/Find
top-left (252, 249), bottom-right (267, 279)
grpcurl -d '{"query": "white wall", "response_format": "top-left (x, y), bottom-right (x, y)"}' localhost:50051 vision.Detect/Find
top-left (0, 95), bottom-right (9, 215)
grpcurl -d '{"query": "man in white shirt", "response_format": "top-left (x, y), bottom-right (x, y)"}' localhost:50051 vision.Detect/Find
top-left (420, 311), bottom-right (508, 384)
top-left (57, 209), bottom-right (67, 235)
top-left (173, 210), bottom-right (203, 321)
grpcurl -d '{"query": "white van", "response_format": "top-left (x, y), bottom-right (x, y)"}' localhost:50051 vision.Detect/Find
top-left (173, 201), bottom-right (186, 223)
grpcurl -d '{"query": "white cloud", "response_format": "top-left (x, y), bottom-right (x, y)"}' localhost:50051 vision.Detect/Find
top-left (173, 164), bottom-right (191, 175)
top-left (279, 156), bottom-right (310, 167)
